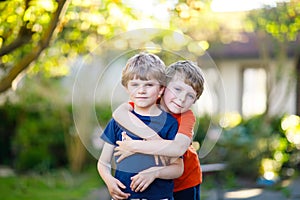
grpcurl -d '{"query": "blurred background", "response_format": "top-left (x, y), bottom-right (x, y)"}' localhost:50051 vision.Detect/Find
top-left (0, 0), bottom-right (299, 199)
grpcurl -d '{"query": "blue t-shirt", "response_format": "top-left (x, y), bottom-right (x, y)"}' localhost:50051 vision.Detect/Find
top-left (101, 109), bottom-right (178, 200)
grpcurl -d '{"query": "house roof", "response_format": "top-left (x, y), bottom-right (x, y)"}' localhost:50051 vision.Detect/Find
top-left (207, 32), bottom-right (300, 60)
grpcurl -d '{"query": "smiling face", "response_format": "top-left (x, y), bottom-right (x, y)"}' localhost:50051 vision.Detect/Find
top-left (162, 76), bottom-right (197, 114)
top-left (126, 78), bottom-right (164, 115)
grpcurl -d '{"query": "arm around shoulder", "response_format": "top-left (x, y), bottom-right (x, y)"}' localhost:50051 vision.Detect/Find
top-left (112, 102), bottom-right (162, 140)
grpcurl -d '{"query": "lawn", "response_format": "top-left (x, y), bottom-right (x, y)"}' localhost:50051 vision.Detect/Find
top-left (0, 167), bottom-right (104, 200)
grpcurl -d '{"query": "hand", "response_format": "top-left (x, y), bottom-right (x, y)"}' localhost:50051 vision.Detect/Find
top-left (130, 167), bottom-right (159, 192)
top-left (115, 132), bottom-right (134, 163)
top-left (106, 176), bottom-right (130, 200)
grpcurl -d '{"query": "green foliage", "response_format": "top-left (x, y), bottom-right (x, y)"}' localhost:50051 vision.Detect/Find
top-left (0, 74), bottom-right (115, 172)
top-left (194, 114), bottom-right (211, 143)
top-left (95, 105), bottom-right (112, 127)
top-left (0, 0), bottom-right (137, 77)
top-left (196, 114), bottom-right (300, 179)
top-left (12, 106), bottom-right (69, 172)
top-left (0, 76), bottom-right (71, 172)
top-left (0, 103), bottom-right (21, 165)
top-left (247, 1), bottom-right (300, 42)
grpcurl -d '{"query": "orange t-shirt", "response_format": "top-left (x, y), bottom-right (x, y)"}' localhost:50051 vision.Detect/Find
top-left (172, 110), bottom-right (202, 192)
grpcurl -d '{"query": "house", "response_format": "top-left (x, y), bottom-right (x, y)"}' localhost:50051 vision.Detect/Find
top-left (205, 32), bottom-right (299, 117)
top-left (65, 30), bottom-right (299, 120)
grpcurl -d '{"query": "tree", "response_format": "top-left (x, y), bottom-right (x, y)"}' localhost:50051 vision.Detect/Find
top-left (246, 0), bottom-right (300, 115)
top-left (0, 0), bottom-right (137, 94)
top-left (0, 0), bottom-right (69, 93)
top-left (0, 0), bottom-right (219, 94)
top-left (0, 0), bottom-right (139, 172)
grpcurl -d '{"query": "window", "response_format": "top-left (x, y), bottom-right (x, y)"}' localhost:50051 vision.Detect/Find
top-left (242, 67), bottom-right (267, 116)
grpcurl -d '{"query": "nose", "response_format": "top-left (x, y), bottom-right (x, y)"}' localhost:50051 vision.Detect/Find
top-left (137, 85), bottom-right (146, 94)
top-left (178, 92), bottom-right (186, 103)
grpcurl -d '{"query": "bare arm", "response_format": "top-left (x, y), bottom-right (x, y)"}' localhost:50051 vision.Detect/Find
top-left (112, 103), bottom-right (162, 140)
top-left (115, 133), bottom-right (191, 159)
top-left (130, 157), bottom-right (184, 192)
top-left (113, 103), bottom-right (195, 159)
top-left (97, 143), bottom-right (130, 200)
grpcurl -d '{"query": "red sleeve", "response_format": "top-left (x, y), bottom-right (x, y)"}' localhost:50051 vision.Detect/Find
top-left (177, 110), bottom-right (195, 139)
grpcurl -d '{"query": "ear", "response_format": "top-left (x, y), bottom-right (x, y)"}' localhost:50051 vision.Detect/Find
top-left (158, 86), bottom-right (165, 97)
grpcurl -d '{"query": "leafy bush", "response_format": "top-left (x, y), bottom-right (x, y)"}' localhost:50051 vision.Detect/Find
top-left (196, 114), bottom-right (300, 180)
top-left (0, 94), bottom-right (114, 173)
top-left (0, 103), bottom-right (21, 165)
top-left (12, 106), bottom-right (69, 172)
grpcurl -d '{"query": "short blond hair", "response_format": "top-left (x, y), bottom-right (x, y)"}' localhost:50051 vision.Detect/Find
top-left (121, 52), bottom-right (166, 87)
top-left (166, 60), bottom-right (204, 100)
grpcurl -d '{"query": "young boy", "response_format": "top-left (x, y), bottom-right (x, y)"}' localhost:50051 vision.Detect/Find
top-left (113, 60), bottom-right (204, 200)
top-left (97, 52), bottom-right (184, 200)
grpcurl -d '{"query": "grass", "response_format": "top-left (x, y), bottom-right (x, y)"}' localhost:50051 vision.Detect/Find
top-left (0, 167), bottom-right (104, 200)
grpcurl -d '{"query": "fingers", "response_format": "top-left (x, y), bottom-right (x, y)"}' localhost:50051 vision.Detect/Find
top-left (159, 155), bottom-right (166, 166)
top-left (113, 148), bottom-right (123, 163)
top-left (154, 155), bottom-right (159, 165)
top-left (112, 193), bottom-right (128, 200)
top-left (114, 147), bottom-right (122, 157)
top-left (121, 131), bottom-right (127, 141)
top-left (121, 132), bottom-right (133, 141)
top-left (110, 187), bottom-right (130, 199)
top-left (116, 179), bottom-right (127, 190)
top-left (114, 147), bottom-right (128, 163)
top-left (130, 175), bottom-right (149, 192)
top-left (130, 174), bottom-right (153, 192)
top-left (116, 155), bottom-right (125, 163)
top-left (112, 192), bottom-right (130, 200)
top-left (111, 180), bottom-right (130, 199)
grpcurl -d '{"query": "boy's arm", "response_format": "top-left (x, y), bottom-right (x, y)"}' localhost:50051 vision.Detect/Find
top-left (115, 133), bottom-right (191, 160)
top-left (112, 103), bottom-right (162, 140)
top-left (114, 104), bottom-right (195, 159)
top-left (130, 157), bottom-right (184, 192)
top-left (97, 142), bottom-right (130, 200)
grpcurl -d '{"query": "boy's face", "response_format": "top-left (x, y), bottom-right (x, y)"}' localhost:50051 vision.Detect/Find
top-left (126, 78), bottom-right (164, 112)
top-left (163, 77), bottom-right (196, 114)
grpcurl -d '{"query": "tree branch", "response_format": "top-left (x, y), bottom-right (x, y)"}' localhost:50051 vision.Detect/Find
top-left (0, 25), bottom-right (32, 57)
top-left (0, 0), bottom-right (70, 93)
top-left (0, 0), bottom-right (31, 56)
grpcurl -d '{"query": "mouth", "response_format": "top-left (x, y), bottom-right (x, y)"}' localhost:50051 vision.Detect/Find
top-left (135, 97), bottom-right (148, 100)
top-left (172, 101), bottom-right (183, 108)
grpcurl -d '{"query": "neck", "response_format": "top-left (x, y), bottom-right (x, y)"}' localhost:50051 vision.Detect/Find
top-left (134, 104), bottom-right (162, 116)
top-left (159, 99), bottom-right (169, 112)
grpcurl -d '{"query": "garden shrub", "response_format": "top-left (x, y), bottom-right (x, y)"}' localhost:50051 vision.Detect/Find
top-left (195, 114), bottom-right (299, 180)
top-left (12, 104), bottom-right (70, 172)
top-left (0, 102), bottom-right (21, 165)
top-left (1, 100), bottom-right (114, 173)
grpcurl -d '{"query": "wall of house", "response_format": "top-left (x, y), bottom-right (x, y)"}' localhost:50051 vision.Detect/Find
top-left (213, 58), bottom-right (296, 116)
top-left (62, 56), bottom-right (297, 118)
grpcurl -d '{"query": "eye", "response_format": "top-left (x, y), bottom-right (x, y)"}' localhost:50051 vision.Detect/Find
top-left (174, 87), bottom-right (181, 91)
top-left (129, 83), bottom-right (139, 87)
top-left (187, 94), bottom-right (196, 100)
top-left (145, 83), bottom-right (154, 87)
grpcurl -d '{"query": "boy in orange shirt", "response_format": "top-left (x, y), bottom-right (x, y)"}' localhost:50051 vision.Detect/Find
top-left (113, 60), bottom-right (204, 200)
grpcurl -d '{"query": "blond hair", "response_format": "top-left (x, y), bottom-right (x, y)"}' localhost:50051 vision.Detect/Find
top-left (166, 60), bottom-right (204, 100)
top-left (121, 52), bottom-right (166, 87)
